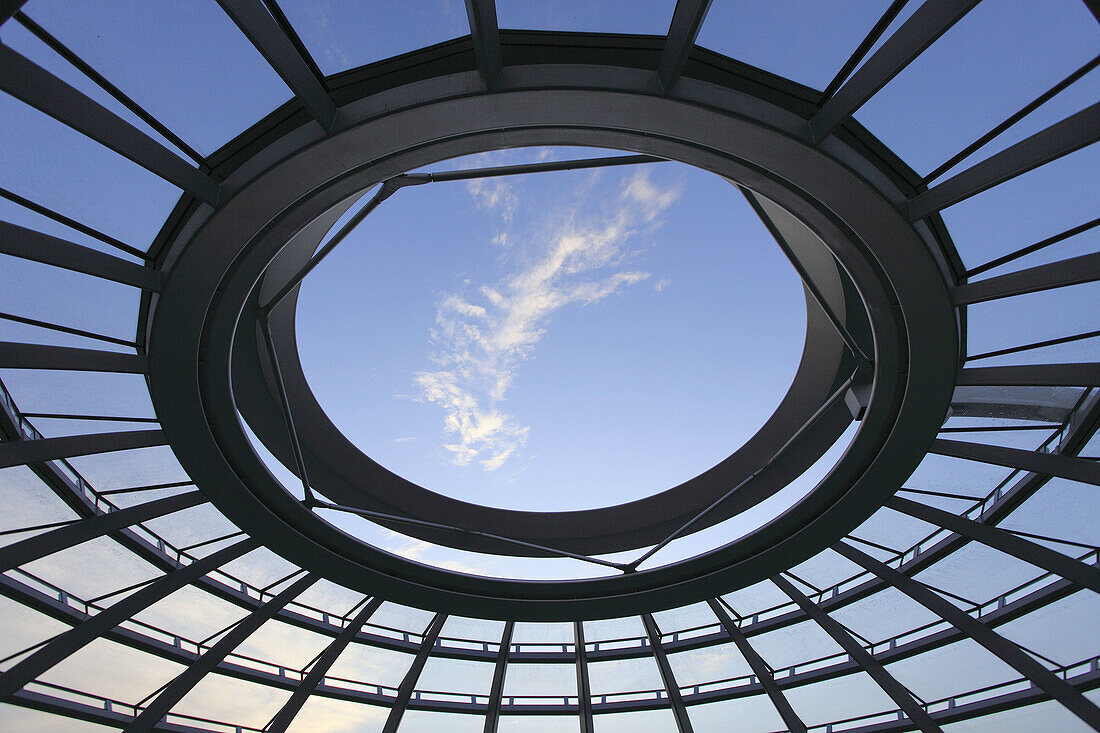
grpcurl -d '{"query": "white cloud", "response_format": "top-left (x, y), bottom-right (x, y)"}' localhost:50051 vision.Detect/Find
top-left (654, 278), bottom-right (671, 292)
top-left (416, 170), bottom-right (681, 471)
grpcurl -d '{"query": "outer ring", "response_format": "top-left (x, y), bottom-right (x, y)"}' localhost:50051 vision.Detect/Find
top-left (148, 84), bottom-right (957, 620)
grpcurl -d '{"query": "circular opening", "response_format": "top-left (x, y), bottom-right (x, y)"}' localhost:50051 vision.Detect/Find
top-left (295, 149), bottom-right (808, 511)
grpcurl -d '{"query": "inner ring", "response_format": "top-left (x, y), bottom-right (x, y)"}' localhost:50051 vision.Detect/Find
top-left (233, 159), bottom-right (857, 557)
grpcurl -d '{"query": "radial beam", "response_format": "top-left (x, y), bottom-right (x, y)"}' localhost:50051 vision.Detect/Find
top-left (887, 496), bottom-right (1100, 593)
top-left (575, 621), bottom-right (594, 733)
top-left (657, 0), bottom-right (713, 93)
top-left (835, 540), bottom-right (1100, 729)
top-left (707, 599), bottom-right (806, 733)
top-left (0, 46), bottom-right (219, 205)
top-left (956, 363), bottom-right (1100, 387)
top-left (484, 621), bottom-right (514, 733)
top-left (810, 0), bottom-right (979, 141)
top-left (909, 102), bottom-right (1100, 220)
top-left (382, 613), bottom-right (447, 733)
top-left (0, 491), bottom-right (204, 573)
top-left (0, 429), bottom-right (166, 470)
top-left (929, 438), bottom-right (1100, 487)
top-left (266, 596), bottom-right (383, 732)
top-left (772, 574), bottom-right (942, 733)
top-left (954, 251), bottom-right (1100, 305)
top-left (0, 538), bottom-right (258, 702)
top-left (464, 0), bottom-right (502, 89)
top-left (0, 343), bottom-right (146, 374)
top-left (216, 0), bottom-right (337, 131)
top-left (641, 613), bottom-right (694, 732)
top-left (0, 221), bottom-right (160, 291)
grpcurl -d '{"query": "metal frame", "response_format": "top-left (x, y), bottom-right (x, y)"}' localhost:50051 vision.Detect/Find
top-left (1, 1), bottom-right (1097, 730)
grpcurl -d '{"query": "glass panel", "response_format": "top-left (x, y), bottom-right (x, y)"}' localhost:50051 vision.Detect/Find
top-left (325, 643), bottom-right (415, 690)
top-left (698, 0), bottom-right (895, 90)
top-left (940, 144), bottom-right (1099, 269)
top-left (593, 708), bottom-right (678, 732)
top-left (0, 706), bottom-right (118, 732)
top-left (688, 695), bottom-right (786, 732)
top-left (886, 638), bottom-right (1020, 706)
top-left (22, 0), bottom-right (293, 154)
top-left (38, 638), bottom-right (184, 705)
top-left (966, 283), bottom-right (1100, 362)
top-left (285, 695), bottom-right (388, 731)
top-left (855, 0), bottom-right (1098, 175)
top-left (499, 715), bottom-right (579, 732)
top-left (416, 656), bottom-right (495, 696)
top-left (497, 0), bottom-right (677, 35)
top-left (666, 641), bottom-right (750, 688)
top-left (234, 618), bottom-right (333, 675)
top-left (21, 536), bottom-right (159, 602)
top-left (0, 95), bottom-right (181, 249)
top-left (400, 710), bottom-right (485, 732)
top-left (784, 671), bottom-right (897, 727)
top-left (748, 619), bottom-right (845, 671)
top-left (0, 465), bottom-right (80, 542)
top-left (502, 662), bottom-right (577, 697)
top-left (278, 0), bottom-right (471, 75)
top-left (170, 673), bottom-right (291, 730)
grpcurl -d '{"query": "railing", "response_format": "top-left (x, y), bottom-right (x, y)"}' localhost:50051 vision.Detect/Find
top-left (1, 378), bottom-right (1096, 667)
top-left (16, 654), bottom-right (1100, 731)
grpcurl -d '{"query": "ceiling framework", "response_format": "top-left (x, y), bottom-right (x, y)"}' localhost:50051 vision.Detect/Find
top-left (0, 1), bottom-right (1098, 731)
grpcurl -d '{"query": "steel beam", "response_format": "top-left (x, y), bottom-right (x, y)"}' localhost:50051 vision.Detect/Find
top-left (910, 103), bottom-right (1100, 220)
top-left (0, 429), bottom-right (166, 469)
top-left (810, 0), bottom-right (979, 141)
top-left (707, 599), bottom-right (806, 733)
top-left (835, 540), bottom-right (1100, 729)
top-left (642, 613), bottom-right (694, 732)
top-left (381, 613), bottom-right (447, 733)
top-left (657, 0), bottom-right (713, 93)
top-left (772, 574), bottom-right (942, 733)
top-left (216, 0), bottom-right (337, 131)
top-left (0, 1), bottom-right (27, 23)
top-left (266, 596), bottom-right (384, 732)
top-left (0, 221), bottom-right (160, 290)
top-left (887, 496), bottom-right (1100, 593)
top-left (483, 621), bottom-right (514, 733)
top-left (0, 538), bottom-right (258, 702)
top-left (0, 45), bottom-right (219, 205)
top-left (956, 363), bottom-right (1100, 387)
top-left (954, 251), bottom-right (1100, 305)
top-left (0, 342), bottom-right (146, 373)
top-left (0, 491), bottom-right (204, 573)
top-left (125, 573), bottom-right (318, 732)
top-left (575, 621), bottom-right (594, 733)
top-left (464, 0), bottom-right (502, 89)
top-left (929, 438), bottom-right (1100, 486)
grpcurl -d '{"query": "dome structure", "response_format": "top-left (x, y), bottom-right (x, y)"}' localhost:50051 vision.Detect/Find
top-left (0, 1), bottom-right (1098, 731)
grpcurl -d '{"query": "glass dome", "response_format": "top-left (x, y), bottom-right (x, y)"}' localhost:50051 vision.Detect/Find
top-left (0, 1), bottom-right (1097, 731)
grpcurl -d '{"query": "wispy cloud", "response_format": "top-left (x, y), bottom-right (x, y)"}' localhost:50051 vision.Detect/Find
top-left (415, 169), bottom-right (681, 471)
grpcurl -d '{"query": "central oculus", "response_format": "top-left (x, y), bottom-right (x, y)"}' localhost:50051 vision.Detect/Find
top-left (294, 149), bottom-right (808, 512)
